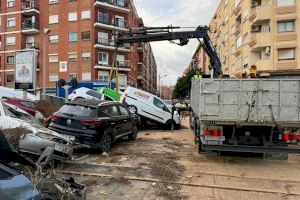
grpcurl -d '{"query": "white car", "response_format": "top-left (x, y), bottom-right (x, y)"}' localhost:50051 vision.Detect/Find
top-left (120, 87), bottom-right (181, 129)
top-left (68, 87), bottom-right (114, 101)
top-left (0, 86), bottom-right (37, 100)
top-left (0, 100), bottom-right (73, 160)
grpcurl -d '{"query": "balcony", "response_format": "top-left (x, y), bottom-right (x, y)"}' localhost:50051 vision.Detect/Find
top-left (95, 60), bottom-right (131, 71)
top-left (94, 0), bottom-right (130, 13)
top-left (248, 32), bottom-right (271, 49)
top-left (233, 48), bottom-right (242, 57)
top-left (23, 43), bottom-right (39, 50)
top-left (21, 1), bottom-right (39, 15)
top-left (249, 6), bottom-right (271, 23)
top-left (21, 22), bottom-right (39, 34)
top-left (94, 38), bottom-right (131, 52)
top-left (94, 17), bottom-right (129, 32)
top-left (234, 24), bottom-right (241, 36)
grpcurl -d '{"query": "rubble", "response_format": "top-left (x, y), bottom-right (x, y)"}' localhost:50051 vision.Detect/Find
top-left (1, 127), bottom-right (31, 150)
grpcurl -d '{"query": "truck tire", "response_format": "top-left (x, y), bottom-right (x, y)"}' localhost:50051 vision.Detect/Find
top-left (128, 105), bottom-right (137, 114)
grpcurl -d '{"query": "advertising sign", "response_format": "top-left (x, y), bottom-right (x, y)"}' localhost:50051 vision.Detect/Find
top-left (15, 50), bottom-right (37, 90)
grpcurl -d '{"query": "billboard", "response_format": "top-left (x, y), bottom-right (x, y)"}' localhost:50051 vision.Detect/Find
top-left (15, 50), bottom-right (37, 90)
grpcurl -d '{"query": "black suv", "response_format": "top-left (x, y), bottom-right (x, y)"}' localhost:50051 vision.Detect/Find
top-left (49, 99), bottom-right (140, 152)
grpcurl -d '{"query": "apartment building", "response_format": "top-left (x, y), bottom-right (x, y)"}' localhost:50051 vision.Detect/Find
top-left (193, 0), bottom-right (300, 77)
top-left (0, 0), bottom-right (158, 92)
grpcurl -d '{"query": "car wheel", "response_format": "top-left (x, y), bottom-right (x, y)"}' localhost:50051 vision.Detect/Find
top-left (128, 126), bottom-right (138, 141)
top-left (165, 120), bottom-right (176, 130)
top-left (99, 132), bottom-right (112, 152)
top-left (128, 105), bottom-right (137, 114)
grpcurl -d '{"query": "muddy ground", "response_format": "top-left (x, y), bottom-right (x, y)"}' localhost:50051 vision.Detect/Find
top-left (60, 118), bottom-right (300, 200)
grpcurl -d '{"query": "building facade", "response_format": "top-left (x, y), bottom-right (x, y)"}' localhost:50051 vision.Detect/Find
top-left (0, 0), bottom-right (157, 92)
top-left (194, 0), bottom-right (300, 77)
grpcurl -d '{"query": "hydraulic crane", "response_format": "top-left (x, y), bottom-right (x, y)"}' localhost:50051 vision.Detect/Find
top-left (116, 25), bottom-right (222, 78)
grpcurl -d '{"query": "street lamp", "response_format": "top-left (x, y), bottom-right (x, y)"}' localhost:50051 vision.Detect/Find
top-left (42, 28), bottom-right (50, 99)
top-left (158, 74), bottom-right (167, 98)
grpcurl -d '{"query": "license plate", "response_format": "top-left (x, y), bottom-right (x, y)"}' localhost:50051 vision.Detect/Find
top-left (54, 144), bottom-right (66, 152)
top-left (204, 136), bottom-right (225, 141)
top-left (62, 134), bottom-right (75, 141)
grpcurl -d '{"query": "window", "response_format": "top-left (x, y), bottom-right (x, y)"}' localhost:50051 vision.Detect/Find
top-left (81, 31), bottom-right (90, 40)
top-left (236, 35), bottom-right (242, 48)
top-left (49, 15), bottom-right (58, 24)
top-left (98, 32), bottom-right (109, 44)
top-left (49, 0), bottom-right (58, 4)
top-left (82, 52), bottom-right (91, 61)
top-left (116, 0), bottom-right (125, 7)
top-left (119, 106), bottom-right (130, 117)
top-left (153, 97), bottom-right (168, 112)
top-left (278, 49), bottom-right (295, 60)
top-left (114, 15), bottom-right (125, 28)
top-left (82, 72), bottom-right (91, 81)
top-left (20, 101), bottom-right (35, 109)
top-left (7, 18), bottom-right (16, 27)
top-left (49, 73), bottom-right (58, 82)
top-left (81, 10), bottom-right (91, 20)
top-left (98, 12), bottom-right (108, 23)
top-left (278, 21), bottom-right (295, 33)
top-left (6, 36), bottom-right (16, 45)
top-left (6, 56), bottom-right (14, 64)
top-left (59, 61), bottom-right (67, 72)
top-left (49, 35), bottom-right (59, 43)
top-left (106, 106), bottom-right (120, 117)
top-left (69, 32), bottom-right (77, 42)
top-left (68, 12), bottom-right (77, 22)
top-left (98, 52), bottom-right (108, 65)
top-left (86, 90), bottom-right (103, 99)
top-left (98, 71), bottom-right (109, 82)
top-left (68, 53), bottom-right (77, 62)
top-left (49, 54), bottom-right (58, 63)
top-left (6, 73), bottom-right (14, 82)
top-left (7, 0), bottom-right (15, 8)
top-left (277, 0), bottom-right (294, 6)
top-left (68, 73), bottom-right (77, 80)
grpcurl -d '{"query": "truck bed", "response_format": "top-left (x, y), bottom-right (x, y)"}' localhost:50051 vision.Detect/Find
top-left (191, 79), bottom-right (300, 127)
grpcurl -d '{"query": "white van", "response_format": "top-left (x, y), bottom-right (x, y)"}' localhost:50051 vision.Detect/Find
top-left (120, 87), bottom-right (180, 129)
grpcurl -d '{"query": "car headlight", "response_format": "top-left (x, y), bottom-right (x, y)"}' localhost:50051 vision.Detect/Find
top-left (35, 132), bottom-right (53, 140)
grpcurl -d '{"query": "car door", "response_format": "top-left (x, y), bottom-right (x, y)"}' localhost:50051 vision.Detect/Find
top-left (106, 105), bottom-right (124, 139)
top-left (153, 97), bottom-right (171, 123)
top-left (118, 105), bottom-right (133, 134)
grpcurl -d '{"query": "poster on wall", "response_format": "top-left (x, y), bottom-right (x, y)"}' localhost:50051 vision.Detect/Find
top-left (15, 50), bottom-right (37, 90)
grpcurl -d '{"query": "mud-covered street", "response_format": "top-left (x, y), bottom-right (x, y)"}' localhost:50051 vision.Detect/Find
top-left (58, 119), bottom-right (300, 200)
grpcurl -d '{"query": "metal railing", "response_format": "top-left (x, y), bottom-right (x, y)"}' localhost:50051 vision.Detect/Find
top-left (95, 0), bottom-right (129, 9)
top-left (22, 22), bottom-right (39, 30)
top-left (96, 17), bottom-right (129, 29)
top-left (95, 38), bottom-right (130, 49)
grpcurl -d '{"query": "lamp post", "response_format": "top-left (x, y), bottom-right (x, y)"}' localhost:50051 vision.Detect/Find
top-left (42, 28), bottom-right (50, 99)
top-left (158, 74), bottom-right (167, 98)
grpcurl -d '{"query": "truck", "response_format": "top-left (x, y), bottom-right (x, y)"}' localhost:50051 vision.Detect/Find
top-left (191, 78), bottom-right (300, 157)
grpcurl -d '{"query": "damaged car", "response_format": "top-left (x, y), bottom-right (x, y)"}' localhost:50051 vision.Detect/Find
top-left (0, 100), bottom-right (73, 161)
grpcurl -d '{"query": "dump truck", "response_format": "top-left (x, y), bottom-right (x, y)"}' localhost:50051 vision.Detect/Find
top-left (191, 78), bottom-right (300, 157)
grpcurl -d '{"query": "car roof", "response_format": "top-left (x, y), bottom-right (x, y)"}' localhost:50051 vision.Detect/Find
top-left (67, 98), bottom-right (120, 107)
top-left (74, 87), bottom-right (91, 92)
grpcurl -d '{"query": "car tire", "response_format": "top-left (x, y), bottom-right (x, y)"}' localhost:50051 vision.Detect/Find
top-left (128, 105), bottom-right (137, 114)
top-left (128, 126), bottom-right (138, 141)
top-left (165, 120), bottom-right (176, 130)
top-left (99, 132), bottom-right (112, 152)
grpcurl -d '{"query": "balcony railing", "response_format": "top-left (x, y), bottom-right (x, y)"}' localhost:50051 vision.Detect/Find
top-left (21, 1), bottom-right (39, 11)
top-left (22, 22), bottom-right (39, 30)
top-left (95, 0), bottom-right (129, 9)
top-left (97, 60), bottom-right (130, 68)
top-left (96, 17), bottom-right (129, 29)
top-left (24, 43), bottom-right (39, 49)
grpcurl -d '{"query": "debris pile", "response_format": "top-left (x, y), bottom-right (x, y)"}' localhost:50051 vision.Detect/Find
top-left (35, 100), bottom-right (56, 118)
top-left (1, 127), bottom-right (31, 150)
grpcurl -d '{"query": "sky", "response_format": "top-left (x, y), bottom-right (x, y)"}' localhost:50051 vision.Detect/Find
top-left (134, 0), bottom-right (221, 86)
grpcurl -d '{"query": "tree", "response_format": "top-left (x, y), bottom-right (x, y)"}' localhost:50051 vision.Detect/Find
top-left (172, 67), bottom-right (200, 99)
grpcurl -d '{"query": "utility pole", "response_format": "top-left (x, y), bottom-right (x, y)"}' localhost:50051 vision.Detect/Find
top-left (42, 28), bottom-right (50, 99)
top-left (158, 74), bottom-right (167, 98)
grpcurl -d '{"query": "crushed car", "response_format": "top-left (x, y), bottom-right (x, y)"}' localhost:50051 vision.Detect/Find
top-left (0, 100), bottom-right (73, 161)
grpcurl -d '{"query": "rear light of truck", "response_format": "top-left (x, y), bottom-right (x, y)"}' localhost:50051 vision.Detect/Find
top-left (203, 129), bottom-right (221, 136)
top-left (281, 132), bottom-right (300, 143)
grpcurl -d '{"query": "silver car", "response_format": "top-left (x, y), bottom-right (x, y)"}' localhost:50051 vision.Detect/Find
top-left (0, 100), bottom-right (72, 160)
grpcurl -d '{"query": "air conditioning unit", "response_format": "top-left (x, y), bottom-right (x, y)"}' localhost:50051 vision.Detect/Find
top-left (265, 47), bottom-right (271, 55)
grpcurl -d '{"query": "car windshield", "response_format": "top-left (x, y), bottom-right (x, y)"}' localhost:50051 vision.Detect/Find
top-left (59, 104), bottom-right (97, 118)
top-left (86, 90), bottom-right (103, 99)
top-left (2, 103), bottom-right (41, 125)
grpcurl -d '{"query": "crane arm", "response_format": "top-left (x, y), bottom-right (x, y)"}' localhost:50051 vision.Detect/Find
top-left (115, 26), bottom-right (222, 77)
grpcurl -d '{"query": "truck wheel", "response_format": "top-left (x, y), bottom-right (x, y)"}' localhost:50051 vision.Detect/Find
top-left (99, 132), bottom-right (112, 153)
top-left (128, 105), bottom-right (137, 114)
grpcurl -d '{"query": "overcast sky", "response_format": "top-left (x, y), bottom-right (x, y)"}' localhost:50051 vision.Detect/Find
top-left (134, 0), bottom-right (221, 86)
